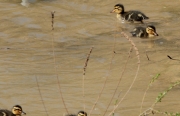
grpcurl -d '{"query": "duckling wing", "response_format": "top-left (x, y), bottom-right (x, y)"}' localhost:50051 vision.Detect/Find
top-left (0, 110), bottom-right (12, 116)
top-left (130, 27), bottom-right (147, 38)
top-left (124, 11), bottom-right (149, 22)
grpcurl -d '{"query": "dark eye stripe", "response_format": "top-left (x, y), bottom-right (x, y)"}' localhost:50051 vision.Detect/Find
top-left (14, 108), bottom-right (22, 111)
top-left (114, 8), bottom-right (121, 10)
top-left (147, 28), bottom-right (154, 31)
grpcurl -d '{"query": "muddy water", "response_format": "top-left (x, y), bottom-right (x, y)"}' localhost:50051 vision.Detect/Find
top-left (0, 0), bottom-right (180, 116)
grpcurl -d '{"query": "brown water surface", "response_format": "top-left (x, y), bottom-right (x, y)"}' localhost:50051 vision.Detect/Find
top-left (0, 0), bottom-right (180, 116)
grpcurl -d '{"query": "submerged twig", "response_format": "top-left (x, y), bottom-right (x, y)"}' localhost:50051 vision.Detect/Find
top-left (35, 76), bottom-right (49, 116)
top-left (113, 51), bottom-right (121, 54)
top-left (167, 55), bottom-right (180, 61)
top-left (167, 55), bottom-right (173, 59)
top-left (51, 11), bottom-right (55, 30)
top-left (108, 32), bottom-right (140, 116)
top-left (145, 50), bottom-right (150, 61)
top-left (83, 47), bottom-right (93, 111)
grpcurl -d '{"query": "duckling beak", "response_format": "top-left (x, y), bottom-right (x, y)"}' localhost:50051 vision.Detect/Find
top-left (153, 32), bottom-right (159, 36)
top-left (21, 111), bottom-right (26, 115)
top-left (110, 9), bottom-right (115, 13)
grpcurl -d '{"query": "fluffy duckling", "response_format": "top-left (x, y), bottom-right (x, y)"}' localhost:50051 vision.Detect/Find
top-left (0, 105), bottom-right (26, 116)
top-left (66, 111), bottom-right (87, 116)
top-left (110, 4), bottom-right (149, 23)
top-left (130, 25), bottom-right (159, 38)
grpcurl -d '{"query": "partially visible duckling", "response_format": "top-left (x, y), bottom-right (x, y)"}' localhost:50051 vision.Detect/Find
top-left (110, 4), bottom-right (149, 23)
top-left (66, 111), bottom-right (87, 116)
top-left (0, 105), bottom-right (26, 116)
top-left (130, 25), bottom-right (159, 38)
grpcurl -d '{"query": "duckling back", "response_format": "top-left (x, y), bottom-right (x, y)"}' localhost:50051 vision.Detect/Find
top-left (65, 114), bottom-right (76, 116)
top-left (130, 27), bottom-right (148, 38)
top-left (122, 11), bottom-right (149, 22)
top-left (0, 110), bottom-right (15, 116)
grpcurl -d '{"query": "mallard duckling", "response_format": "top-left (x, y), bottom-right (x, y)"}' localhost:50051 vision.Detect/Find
top-left (130, 25), bottom-right (159, 38)
top-left (110, 4), bottom-right (149, 23)
top-left (0, 105), bottom-right (26, 116)
top-left (66, 111), bottom-right (87, 116)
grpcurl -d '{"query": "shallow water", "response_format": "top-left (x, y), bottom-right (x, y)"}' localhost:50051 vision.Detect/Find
top-left (0, 0), bottom-right (180, 116)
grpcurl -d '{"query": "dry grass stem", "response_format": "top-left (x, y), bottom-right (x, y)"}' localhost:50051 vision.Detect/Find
top-left (140, 81), bottom-right (180, 116)
top-left (139, 107), bottom-right (179, 116)
top-left (83, 47), bottom-right (94, 76)
top-left (89, 37), bottom-right (117, 116)
top-left (35, 76), bottom-right (49, 116)
top-left (51, 11), bottom-right (69, 113)
top-left (83, 47), bottom-right (94, 111)
top-left (51, 11), bottom-right (55, 30)
top-left (140, 74), bottom-right (160, 113)
top-left (139, 108), bottom-right (153, 116)
top-left (108, 32), bottom-right (140, 116)
top-left (103, 46), bottom-right (133, 116)
top-left (152, 80), bottom-right (180, 108)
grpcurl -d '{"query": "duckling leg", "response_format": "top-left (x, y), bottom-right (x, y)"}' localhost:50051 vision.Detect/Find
top-left (140, 20), bottom-right (144, 24)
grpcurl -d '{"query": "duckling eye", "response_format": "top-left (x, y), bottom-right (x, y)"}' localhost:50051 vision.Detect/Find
top-left (14, 109), bottom-right (22, 111)
top-left (147, 28), bottom-right (153, 32)
top-left (114, 7), bottom-right (120, 9)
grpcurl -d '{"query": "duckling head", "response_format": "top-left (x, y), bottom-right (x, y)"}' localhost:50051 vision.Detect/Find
top-left (146, 25), bottom-right (159, 37)
top-left (12, 105), bottom-right (26, 116)
top-left (77, 111), bottom-right (87, 116)
top-left (110, 4), bottom-right (124, 14)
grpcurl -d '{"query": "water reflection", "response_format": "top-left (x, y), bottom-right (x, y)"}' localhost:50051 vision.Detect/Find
top-left (21, 0), bottom-right (30, 7)
top-left (21, 0), bottom-right (37, 7)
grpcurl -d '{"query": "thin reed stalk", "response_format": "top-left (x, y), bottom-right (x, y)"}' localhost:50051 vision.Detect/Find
top-left (51, 29), bottom-right (69, 114)
top-left (51, 11), bottom-right (55, 30)
top-left (140, 73), bottom-right (160, 113)
top-left (103, 46), bottom-right (133, 116)
top-left (88, 37), bottom-right (117, 116)
top-left (35, 76), bottom-right (49, 116)
top-left (83, 47), bottom-right (94, 112)
top-left (51, 11), bottom-right (69, 113)
top-left (108, 32), bottom-right (140, 116)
